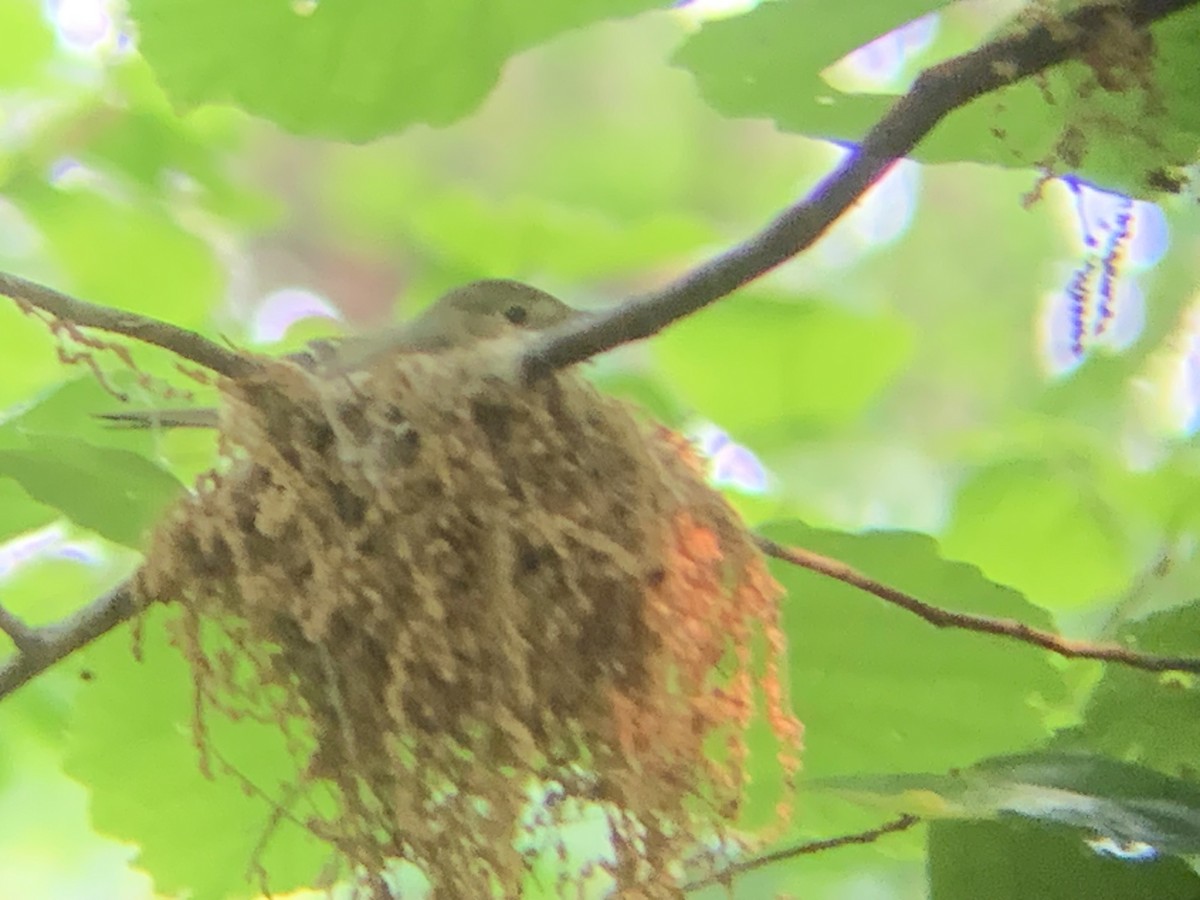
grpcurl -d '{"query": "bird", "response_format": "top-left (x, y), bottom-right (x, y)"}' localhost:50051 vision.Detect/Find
top-left (99, 279), bottom-right (586, 429)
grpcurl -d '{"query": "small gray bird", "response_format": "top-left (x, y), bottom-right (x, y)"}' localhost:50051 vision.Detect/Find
top-left (100, 279), bottom-right (585, 429)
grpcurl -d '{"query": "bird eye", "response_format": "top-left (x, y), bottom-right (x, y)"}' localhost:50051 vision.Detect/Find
top-left (503, 305), bottom-right (528, 325)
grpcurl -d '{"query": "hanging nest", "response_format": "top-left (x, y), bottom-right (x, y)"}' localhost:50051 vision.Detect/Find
top-left (135, 337), bottom-right (802, 897)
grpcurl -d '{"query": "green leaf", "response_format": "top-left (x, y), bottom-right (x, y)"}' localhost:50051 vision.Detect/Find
top-left (0, 303), bottom-right (68, 411)
top-left (0, 543), bottom-right (131, 630)
top-left (68, 607), bottom-right (327, 899)
top-left (929, 818), bottom-right (1200, 900)
top-left (967, 753), bottom-right (1200, 853)
top-left (941, 459), bottom-right (1133, 610)
top-left (752, 521), bottom-right (1065, 835)
top-left (0, 479), bottom-right (57, 545)
top-left (10, 182), bottom-right (223, 328)
top-left (404, 191), bottom-right (718, 280)
top-left (0, 435), bottom-right (182, 549)
top-left (676, 2), bottom-right (1200, 196)
top-left (0, 0), bottom-right (54, 87)
top-left (129, 0), bottom-right (662, 141)
top-left (918, 4), bottom-right (1200, 195)
top-left (0, 686), bottom-right (152, 900)
top-left (652, 295), bottom-right (912, 443)
top-left (1056, 601), bottom-right (1200, 778)
top-left (0, 380), bottom-right (184, 548)
top-left (674, 1), bottom-right (948, 149)
top-left (80, 106), bottom-right (279, 227)
top-left (767, 522), bottom-right (1065, 775)
top-left (675, 0), bottom-right (949, 130)
top-left (822, 752), bottom-right (1200, 856)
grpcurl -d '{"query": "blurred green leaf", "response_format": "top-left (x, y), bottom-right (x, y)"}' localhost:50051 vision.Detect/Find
top-left (653, 295), bottom-right (912, 443)
top-left (318, 12), bottom-right (823, 233)
top-left (675, 0), bottom-right (949, 130)
top-left (0, 434), bottom-right (181, 549)
top-left (0, 479), bottom-right (57, 545)
top-left (130, 0), bottom-right (662, 141)
top-left (80, 107), bottom-right (277, 225)
top-left (68, 607), bottom-right (327, 899)
top-left (9, 181), bottom-right (222, 327)
top-left (677, 2), bottom-right (1200, 196)
top-left (0, 0), bottom-right (54, 87)
top-left (823, 752), bottom-right (1200, 856)
top-left (1055, 601), bottom-right (1200, 778)
top-left (0, 302), bottom-right (66, 410)
top-left (941, 459), bottom-right (1133, 610)
top-left (766, 521), bottom-right (1066, 775)
top-left (0, 536), bottom-right (125, 628)
top-left (750, 521), bottom-right (1065, 835)
top-left (0, 380), bottom-right (183, 548)
top-left (406, 191), bottom-right (718, 280)
top-left (2, 376), bottom-right (203, 452)
top-left (673, 1), bottom-right (947, 149)
top-left (929, 818), bottom-right (1200, 900)
top-left (0, 681), bottom-right (152, 900)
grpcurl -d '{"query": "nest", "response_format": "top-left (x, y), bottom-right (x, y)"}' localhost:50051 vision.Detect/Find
top-left (135, 338), bottom-right (801, 897)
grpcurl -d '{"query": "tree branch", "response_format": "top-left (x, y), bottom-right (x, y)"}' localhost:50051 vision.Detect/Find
top-left (0, 579), bottom-right (140, 698)
top-left (754, 535), bottom-right (1200, 674)
top-left (520, 0), bottom-right (1199, 379)
top-left (0, 271), bottom-right (256, 380)
top-left (683, 814), bottom-right (920, 893)
top-left (0, 605), bottom-right (41, 653)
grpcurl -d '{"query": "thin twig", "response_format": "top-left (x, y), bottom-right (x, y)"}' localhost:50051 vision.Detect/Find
top-left (0, 605), bottom-right (41, 652)
top-left (683, 814), bottom-right (920, 893)
top-left (520, 0), bottom-right (1199, 380)
top-left (0, 579), bottom-right (140, 698)
top-left (754, 535), bottom-right (1200, 674)
top-left (1098, 545), bottom-right (1173, 638)
top-left (0, 271), bottom-right (256, 380)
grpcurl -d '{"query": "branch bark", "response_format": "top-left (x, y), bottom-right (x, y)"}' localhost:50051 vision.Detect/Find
top-left (0, 580), bottom-right (139, 698)
top-left (0, 605), bottom-right (41, 652)
top-left (755, 535), bottom-right (1200, 674)
top-left (0, 271), bottom-right (256, 380)
top-left (682, 814), bottom-right (920, 892)
top-left (520, 0), bottom-right (1200, 380)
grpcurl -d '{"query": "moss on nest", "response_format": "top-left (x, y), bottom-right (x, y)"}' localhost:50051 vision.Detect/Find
top-left (136, 340), bottom-right (801, 897)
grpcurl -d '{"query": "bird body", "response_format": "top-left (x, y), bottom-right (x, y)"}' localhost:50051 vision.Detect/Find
top-left (100, 279), bottom-right (583, 429)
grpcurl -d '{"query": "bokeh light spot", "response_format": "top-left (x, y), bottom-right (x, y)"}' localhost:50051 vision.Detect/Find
top-left (840, 14), bottom-right (939, 88)
top-left (696, 424), bottom-right (768, 493)
top-left (1040, 180), bottom-right (1165, 374)
top-left (250, 287), bottom-right (341, 344)
top-left (47, 0), bottom-right (115, 53)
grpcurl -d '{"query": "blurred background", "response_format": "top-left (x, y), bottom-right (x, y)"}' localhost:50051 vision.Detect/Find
top-left (2, 0), bottom-right (1200, 896)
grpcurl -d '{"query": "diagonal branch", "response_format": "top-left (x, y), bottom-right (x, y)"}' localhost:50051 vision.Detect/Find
top-left (755, 535), bottom-right (1200, 674)
top-left (0, 271), bottom-right (256, 380)
top-left (682, 814), bottom-right (921, 893)
top-left (0, 605), bottom-right (42, 653)
top-left (520, 0), bottom-right (1199, 380)
top-left (0, 579), bottom-right (140, 698)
